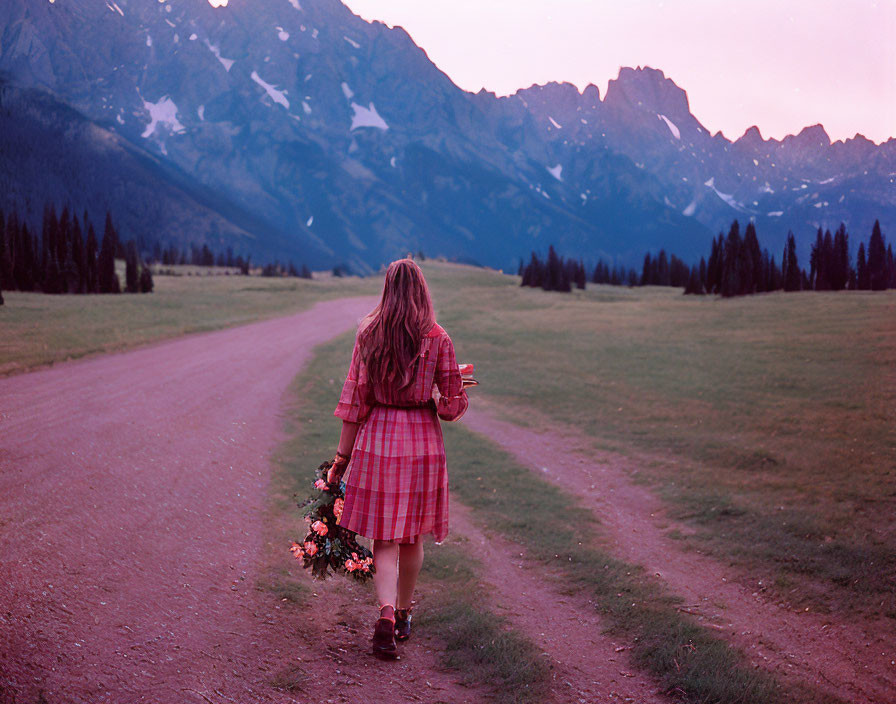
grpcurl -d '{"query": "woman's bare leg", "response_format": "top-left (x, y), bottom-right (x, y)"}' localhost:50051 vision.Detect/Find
top-left (397, 540), bottom-right (424, 610)
top-left (372, 539), bottom-right (399, 616)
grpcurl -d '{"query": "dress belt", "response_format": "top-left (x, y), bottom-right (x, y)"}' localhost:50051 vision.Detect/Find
top-left (377, 401), bottom-right (436, 410)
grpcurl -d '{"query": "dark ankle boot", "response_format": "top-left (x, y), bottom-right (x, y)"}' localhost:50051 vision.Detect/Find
top-left (394, 608), bottom-right (413, 642)
top-left (371, 617), bottom-right (398, 659)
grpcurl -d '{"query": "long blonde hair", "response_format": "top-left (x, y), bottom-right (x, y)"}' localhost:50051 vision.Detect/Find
top-left (358, 259), bottom-right (435, 390)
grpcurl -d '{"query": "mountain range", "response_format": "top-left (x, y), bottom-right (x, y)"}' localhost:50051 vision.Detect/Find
top-left (1, 0), bottom-right (893, 272)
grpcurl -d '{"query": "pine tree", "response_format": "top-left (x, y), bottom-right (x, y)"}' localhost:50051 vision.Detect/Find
top-left (574, 259), bottom-right (586, 290)
top-left (99, 213), bottom-right (120, 293)
top-left (639, 252), bottom-right (652, 286)
top-left (85, 225), bottom-right (99, 292)
top-left (867, 220), bottom-right (888, 290)
top-left (743, 221), bottom-right (762, 293)
top-left (783, 232), bottom-right (801, 291)
top-left (139, 264), bottom-right (154, 293)
top-left (683, 265), bottom-right (704, 295)
top-left (831, 223), bottom-right (850, 291)
top-left (72, 216), bottom-right (87, 293)
top-left (0, 208), bottom-right (6, 296)
top-left (125, 240), bottom-right (139, 293)
top-left (888, 244), bottom-right (895, 289)
top-left (856, 242), bottom-right (869, 290)
top-left (706, 236), bottom-right (722, 293)
top-left (657, 250), bottom-right (670, 286)
top-left (0, 208), bottom-right (4, 304)
top-left (720, 220), bottom-right (743, 297)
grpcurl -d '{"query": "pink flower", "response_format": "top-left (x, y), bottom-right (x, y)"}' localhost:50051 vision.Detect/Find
top-left (289, 542), bottom-right (304, 559)
top-left (304, 541), bottom-right (318, 557)
top-left (333, 498), bottom-right (344, 521)
top-left (314, 478), bottom-right (328, 491)
top-left (311, 520), bottom-right (328, 536)
top-left (345, 559), bottom-right (357, 572)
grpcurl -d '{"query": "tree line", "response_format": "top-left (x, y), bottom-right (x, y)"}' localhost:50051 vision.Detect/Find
top-left (520, 245), bottom-right (639, 292)
top-left (684, 219), bottom-right (894, 296)
top-left (152, 241), bottom-right (311, 279)
top-left (0, 203), bottom-right (152, 303)
top-left (519, 219), bottom-right (893, 298)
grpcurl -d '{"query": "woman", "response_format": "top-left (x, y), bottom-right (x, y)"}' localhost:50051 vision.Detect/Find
top-left (327, 258), bottom-right (469, 659)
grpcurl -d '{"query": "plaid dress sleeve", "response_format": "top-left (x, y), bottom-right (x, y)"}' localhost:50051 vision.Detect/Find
top-left (334, 337), bottom-right (374, 423)
top-left (435, 333), bottom-right (468, 421)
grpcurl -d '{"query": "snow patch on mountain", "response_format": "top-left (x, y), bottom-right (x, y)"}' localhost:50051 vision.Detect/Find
top-left (141, 96), bottom-right (185, 138)
top-left (548, 116), bottom-right (562, 129)
top-left (250, 71), bottom-right (289, 109)
top-left (302, 101), bottom-right (311, 114)
top-left (390, 156), bottom-right (397, 168)
top-left (306, 216), bottom-right (313, 227)
top-left (767, 211), bottom-right (784, 216)
top-left (146, 35), bottom-right (152, 47)
top-left (350, 102), bottom-right (388, 131)
top-left (682, 199), bottom-right (697, 216)
top-left (277, 27), bottom-right (289, 41)
top-left (189, 33), bottom-right (197, 41)
top-left (759, 182), bottom-right (774, 194)
top-left (704, 177), bottom-right (748, 212)
top-left (341, 82), bottom-right (354, 100)
top-left (106, 2), bottom-right (124, 17)
top-left (547, 164), bottom-right (563, 181)
top-left (288, 0), bottom-right (302, 10)
top-left (344, 36), bottom-right (361, 49)
top-left (658, 114), bottom-right (680, 140)
top-left (197, 105), bottom-right (204, 120)
top-left (818, 176), bottom-right (835, 184)
top-left (204, 40), bottom-right (234, 71)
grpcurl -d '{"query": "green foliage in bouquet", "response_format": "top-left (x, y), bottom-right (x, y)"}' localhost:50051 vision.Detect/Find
top-left (290, 461), bottom-right (375, 582)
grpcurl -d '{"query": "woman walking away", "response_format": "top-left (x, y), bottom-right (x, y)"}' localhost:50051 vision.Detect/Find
top-left (327, 258), bottom-right (469, 659)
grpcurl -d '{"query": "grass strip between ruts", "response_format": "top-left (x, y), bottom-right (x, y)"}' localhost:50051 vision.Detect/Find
top-left (264, 331), bottom-right (550, 704)
top-left (440, 422), bottom-right (849, 704)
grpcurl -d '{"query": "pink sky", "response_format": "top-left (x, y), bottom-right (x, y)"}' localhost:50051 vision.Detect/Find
top-left (341, 0), bottom-right (895, 144)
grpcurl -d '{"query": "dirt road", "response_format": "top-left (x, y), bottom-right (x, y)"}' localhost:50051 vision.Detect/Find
top-left (0, 298), bottom-right (390, 703)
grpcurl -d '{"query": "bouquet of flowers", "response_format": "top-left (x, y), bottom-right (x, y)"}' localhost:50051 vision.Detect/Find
top-left (289, 460), bottom-right (375, 582)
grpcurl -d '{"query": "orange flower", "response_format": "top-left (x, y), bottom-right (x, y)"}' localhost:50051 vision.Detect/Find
top-left (345, 559), bottom-right (357, 571)
top-left (304, 541), bottom-right (318, 556)
top-left (311, 520), bottom-right (328, 536)
top-left (289, 542), bottom-right (304, 559)
top-left (333, 498), bottom-right (344, 521)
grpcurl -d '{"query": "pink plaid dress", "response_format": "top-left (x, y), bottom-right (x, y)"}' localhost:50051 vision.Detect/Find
top-left (334, 323), bottom-right (468, 543)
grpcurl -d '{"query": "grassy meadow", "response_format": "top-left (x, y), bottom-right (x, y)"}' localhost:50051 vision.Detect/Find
top-left (419, 262), bottom-right (896, 619)
top-left (0, 265), bottom-right (380, 375)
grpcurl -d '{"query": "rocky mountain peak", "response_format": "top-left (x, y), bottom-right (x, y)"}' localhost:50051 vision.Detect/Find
top-left (786, 124), bottom-right (832, 149)
top-left (735, 125), bottom-right (764, 148)
top-left (604, 65), bottom-right (691, 118)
